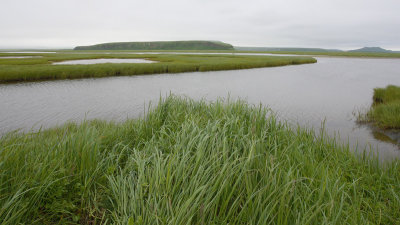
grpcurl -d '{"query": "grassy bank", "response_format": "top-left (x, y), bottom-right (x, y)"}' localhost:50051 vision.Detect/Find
top-left (1, 96), bottom-right (399, 224)
top-left (0, 53), bottom-right (316, 83)
top-left (361, 85), bottom-right (400, 129)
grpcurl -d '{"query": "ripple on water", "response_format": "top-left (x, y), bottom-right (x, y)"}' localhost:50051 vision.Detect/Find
top-left (1, 56), bottom-right (400, 161)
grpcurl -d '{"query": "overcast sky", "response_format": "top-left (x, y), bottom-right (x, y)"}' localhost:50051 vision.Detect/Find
top-left (1, 0), bottom-right (399, 50)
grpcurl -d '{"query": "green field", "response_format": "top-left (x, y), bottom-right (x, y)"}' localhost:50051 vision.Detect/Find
top-left (360, 85), bottom-right (400, 129)
top-left (0, 53), bottom-right (316, 83)
top-left (0, 96), bottom-right (399, 224)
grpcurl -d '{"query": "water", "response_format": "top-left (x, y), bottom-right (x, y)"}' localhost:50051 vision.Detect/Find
top-left (0, 56), bottom-right (42, 59)
top-left (0, 57), bottom-right (399, 161)
top-left (52, 58), bottom-right (155, 65)
top-left (0, 51), bottom-right (56, 54)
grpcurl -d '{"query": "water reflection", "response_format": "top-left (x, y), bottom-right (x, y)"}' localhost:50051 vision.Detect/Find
top-left (0, 51), bottom-right (56, 54)
top-left (52, 58), bottom-right (156, 65)
top-left (0, 56), bottom-right (42, 59)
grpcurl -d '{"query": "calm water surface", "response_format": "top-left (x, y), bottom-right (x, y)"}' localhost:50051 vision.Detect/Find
top-left (53, 58), bottom-right (155, 65)
top-left (0, 51), bottom-right (56, 54)
top-left (0, 57), bottom-right (399, 161)
top-left (0, 56), bottom-right (42, 59)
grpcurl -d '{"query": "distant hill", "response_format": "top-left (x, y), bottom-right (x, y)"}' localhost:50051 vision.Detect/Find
top-left (235, 46), bottom-right (343, 52)
top-left (74, 41), bottom-right (234, 50)
top-left (348, 47), bottom-right (393, 53)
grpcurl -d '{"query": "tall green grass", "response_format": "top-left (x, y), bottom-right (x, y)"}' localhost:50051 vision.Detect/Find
top-left (0, 54), bottom-right (316, 83)
top-left (0, 96), bottom-right (399, 224)
top-left (373, 85), bottom-right (400, 104)
top-left (360, 85), bottom-right (400, 129)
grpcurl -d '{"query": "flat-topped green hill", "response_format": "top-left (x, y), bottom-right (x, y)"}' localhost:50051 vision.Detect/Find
top-left (74, 41), bottom-right (234, 50)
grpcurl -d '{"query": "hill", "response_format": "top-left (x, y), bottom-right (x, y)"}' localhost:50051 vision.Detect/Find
top-left (235, 46), bottom-right (342, 52)
top-left (348, 47), bottom-right (393, 53)
top-left (74, 41), bottom-right (234, 51)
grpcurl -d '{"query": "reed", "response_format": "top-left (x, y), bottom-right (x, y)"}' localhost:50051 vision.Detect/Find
top-left (360, 85), bottom-right (400, 129)
top-left (0, 96), bottom-right (399, 224)
top-left (0, 54), bottom-right (316, 83)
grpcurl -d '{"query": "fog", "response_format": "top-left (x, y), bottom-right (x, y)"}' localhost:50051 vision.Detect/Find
top-left (1, 0), bottom-right (399, 50)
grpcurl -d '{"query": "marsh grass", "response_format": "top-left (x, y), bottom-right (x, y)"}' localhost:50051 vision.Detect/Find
top-left (0, 53), bottom-right (316, 83)
top-left (60, 49), bottom-right (400, 58)
top-left (359, 85), bottom-right (400, 129)
top-left (0, 96), bottom-right (399, 224)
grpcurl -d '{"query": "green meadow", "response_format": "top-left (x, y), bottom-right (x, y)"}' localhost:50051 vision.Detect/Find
top-left (0, 53), bottom-right (316, 83)
top-left (0, 96), bottom-right (399, 224)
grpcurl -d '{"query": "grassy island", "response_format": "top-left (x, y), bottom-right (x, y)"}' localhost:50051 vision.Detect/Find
top-left (0, 53), bottom-right (316, 83)
top-left (361, 85), bottom-right (400, 129)
top-left (0, 96), bottom-right (399, 224)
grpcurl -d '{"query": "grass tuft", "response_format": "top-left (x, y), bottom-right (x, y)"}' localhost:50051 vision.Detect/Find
top-left (359, 85), bottom-right (400, 129)
top-left (0, 96), bottom-right (399, 224)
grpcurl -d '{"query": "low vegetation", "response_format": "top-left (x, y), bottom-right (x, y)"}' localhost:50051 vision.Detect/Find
top-left (360, 85), bottom-right (400, 129)
top-left (0, 96), bottom-right (399, 224)
top-left (0, 53), bottom-right (316, 83)
top-left (257, 51), bottom-right (400, 58)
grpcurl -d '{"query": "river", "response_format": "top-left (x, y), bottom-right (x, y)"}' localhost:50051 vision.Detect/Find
top-left (0, 56), bottom-right (399, 161)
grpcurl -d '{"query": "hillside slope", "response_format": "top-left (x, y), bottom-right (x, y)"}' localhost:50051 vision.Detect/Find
top-left (235, 46), bottom-right (342, 52)
top-left (74, 41), bottom-right (234, 50)
top-left (348, 47), bottom-right (393, 53)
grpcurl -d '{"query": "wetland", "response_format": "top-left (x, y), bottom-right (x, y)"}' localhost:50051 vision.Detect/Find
top-left (1, 51), bottom-right (400, 224)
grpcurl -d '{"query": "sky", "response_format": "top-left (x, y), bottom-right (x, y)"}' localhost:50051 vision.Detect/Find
top-left (1, 0), bottom-right (399, 50)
